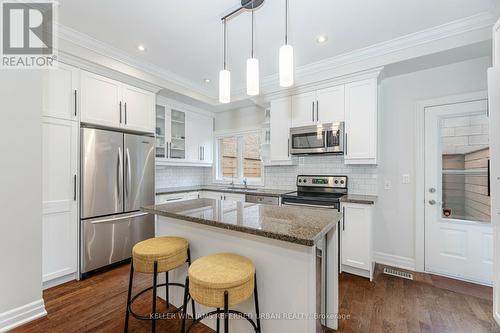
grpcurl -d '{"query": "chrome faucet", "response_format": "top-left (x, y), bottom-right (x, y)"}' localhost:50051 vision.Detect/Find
top-left (243, 178), bottom-right (248, 189)
top-left (230, 174), bottom-right (234, 187)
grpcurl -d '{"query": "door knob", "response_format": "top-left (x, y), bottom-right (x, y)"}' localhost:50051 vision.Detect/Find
top-left (429, 188), bottom-right (436, 193)
top-left (428, 199), bottom-right (436, 205)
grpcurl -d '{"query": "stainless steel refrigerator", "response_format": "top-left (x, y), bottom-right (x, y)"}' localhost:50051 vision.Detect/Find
top-left (80, 127), bottom-right (155, 277)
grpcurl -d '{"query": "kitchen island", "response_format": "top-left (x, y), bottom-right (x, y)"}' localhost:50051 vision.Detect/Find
top-left (142, 198), bottom-right (342, 333)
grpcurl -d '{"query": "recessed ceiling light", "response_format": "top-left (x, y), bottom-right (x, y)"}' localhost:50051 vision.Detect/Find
top-left (137, 44), bottom-right (146, 52)
top-left (204, 78), bottom-right (211, 83)
top-left (316, 35), bottom-right (328, 44)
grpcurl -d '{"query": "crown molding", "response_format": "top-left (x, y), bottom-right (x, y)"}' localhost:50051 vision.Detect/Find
top-left (57, 24), bottom-right (219, 104)
top-left (156, 95), bottom-right (215, 118)
top-left (230, 11), bottom-right (497, 102)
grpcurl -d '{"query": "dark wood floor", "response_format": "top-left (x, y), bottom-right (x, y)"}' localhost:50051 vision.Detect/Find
top-left (13, 264), bottom-right (499, 333)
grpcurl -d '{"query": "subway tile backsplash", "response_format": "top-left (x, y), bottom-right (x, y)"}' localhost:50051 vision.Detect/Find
top-left (156, 155), bottom-right (378, 196)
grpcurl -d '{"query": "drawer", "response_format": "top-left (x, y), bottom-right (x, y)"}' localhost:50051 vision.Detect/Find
top-left (245, 194), bottom-right (279, 205)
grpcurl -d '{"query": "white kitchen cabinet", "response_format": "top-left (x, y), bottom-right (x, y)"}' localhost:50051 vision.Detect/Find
top-left (341, 202), bottom-right (374, 280)
top-left (269, 97), bottom-right (293, 165)
top-left (80, 70), bottom-right (155, 133)
top-left (42, 63), bottom-right (80, 121)
top-left (199, 191), bottom-right (245, 202)
top-left (42, 117), bottom-right (78, 287)
top-left (80, 71), bottom-right (122, 128)
top-left (291, 85), bottom-right (345, 127)
top-left (156, 192), bottom-right (200, 204)
top-left (122, 84), bottom-right (155, 133)
top-left (291, 91), bottom-right (316, 127)
top-left (316, 85), bottom-right (345, 123)
top-left (198, 114), bottom-right (214, 164)
top-left (344, 78), bottom-right (377, 164)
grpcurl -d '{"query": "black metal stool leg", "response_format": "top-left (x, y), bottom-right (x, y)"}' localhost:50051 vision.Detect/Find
top-left (254, 275), bottom-right (261, 333)
top-left (124, 264), bottom-right (134, 333)
top-left (152, 261), bottom-right (158, 333)
top-left (216, 308), bottom-right (221, 333)
top-left (187, 248), bottom-right (196, 320)
top-left (165, 271), bottom-right (169, 309)
top-left (224, 291), bottom-right (229, 333)
top-left (181, 276), bottom-right (189, 333)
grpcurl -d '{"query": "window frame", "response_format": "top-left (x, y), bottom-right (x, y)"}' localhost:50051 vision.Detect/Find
top-left (213, 128), bottom-right (264, 186)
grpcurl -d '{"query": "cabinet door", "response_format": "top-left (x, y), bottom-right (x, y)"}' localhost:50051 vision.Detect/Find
top-left (200, 191), bottom-right (224, 200)
top-left (344, 79), bottom-right (377, 163)
top-left (316, 85), bottom-right (345, 123)
top-left (43, 63), bottom-right (79, 121)
top-left (156, 193), bottom-right (188, 204)
top-left (42, 117), bottom-right (78, 283)
top-left (199, 114), bottom-right (214, 164)
top-left (223, 193), bottom-right (245, 202)
top-left (270, 97), bottom-right (292, 164)
top-left (341, 204), bottom-right (371, 271)
top-left (169, 109), bottom-right (186, 160)
top-left (123, 84), bottom-right (155, 133)
top-left (185, 111), bottom-right (202, 162)
top-left (291, 91), bottom-right (316, 127)
top-left (80, 71), bottom-right (122, 128)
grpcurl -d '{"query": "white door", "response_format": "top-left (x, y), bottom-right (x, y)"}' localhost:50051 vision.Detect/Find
top-left (122, 84), bottom-right (155, 133)
top-left (42, 63), bottom-right (79, 121)
top-left (198, 113), bottom-right (214, 164)
top-left (185, 111), bottom-right (202, 162)
top-left (425, 100), bottom-right (493, 284)
top-left (80, 71), bottom-right (122, 128)
top-left (344, 79), bottom-right (377, 162)
top-left (291, 91), bottom-right (316, 127)
top-left (42, 117), bottom-right (78, 284)
top-left (316, 85), bottom-right (345, 123)
top-left (270, 97), bottom-right (292, 164)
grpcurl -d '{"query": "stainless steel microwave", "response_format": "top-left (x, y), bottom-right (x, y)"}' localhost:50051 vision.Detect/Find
top-left (289, 122), bottom-right (344, 155)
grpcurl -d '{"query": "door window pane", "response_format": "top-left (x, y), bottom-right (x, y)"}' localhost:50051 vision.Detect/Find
top-left (441, 114), bottom-right (490, 223)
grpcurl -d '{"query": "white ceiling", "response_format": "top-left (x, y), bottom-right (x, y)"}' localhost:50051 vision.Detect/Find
top-left (58, 0), bottom-right (499, 101)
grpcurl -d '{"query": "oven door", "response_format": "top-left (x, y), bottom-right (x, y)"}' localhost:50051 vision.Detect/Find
top-left (290, 126), bottom-right (327, 155)
top-left (281, 197), bottom-right (340, 210)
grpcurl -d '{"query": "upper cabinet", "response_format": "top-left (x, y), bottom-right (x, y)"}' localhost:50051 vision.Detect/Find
top-left (156, 101), bottom-right (214, 167)
top-left (42, 63), bottom-right (80, 121)
top-left (269, 97), bottom-right (293, 165)
top-left (344, 78), bottom-right (377, 164)
top-left (80, 70), bottom-right (155, 133)
top-left (291, 85), bottom-right (345, 127)
top-left (494, 17), bottom-right (500, 67)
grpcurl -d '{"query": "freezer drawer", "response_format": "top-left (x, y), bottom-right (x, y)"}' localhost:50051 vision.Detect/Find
top-left (81, 212), bottom-right (154, 274)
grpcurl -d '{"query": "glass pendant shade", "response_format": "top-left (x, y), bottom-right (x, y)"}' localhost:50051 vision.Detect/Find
top-left (246, 58), bottom-right (260, 96)
top-left (219, 69), bottom-right (231, 104)
top-left (279, 44), bottom-right (294, 87)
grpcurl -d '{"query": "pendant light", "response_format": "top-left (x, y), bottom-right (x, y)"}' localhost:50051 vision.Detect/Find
top-left (246, 2), bottom-right (259, 96)
top-left (279, 0), bottom-right (294, 87)
top-left (219, 19), bottom-right (231, 104)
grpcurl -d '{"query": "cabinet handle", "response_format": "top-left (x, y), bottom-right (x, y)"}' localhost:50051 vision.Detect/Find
top-left (288, 138), bottom-right (290, 157)
top-left (119, 101), bottom-right (122, 123)
top-left (344, 133), bottom-right (348, 156)
top-left (74, 90), bottom-right (77, 117)
top-left (342, 207), bottom-right (345, 231)
top-left (200, 146), bottom-right (202, 160)
top-left (124, 102), bottom-right (127, 125)
top-left (316, 101), bottom-right (319, 122)
top-left (73, 174), bottom-right (77, 201)
top-left (202, 146), bottom-right (205, 160)
top-left (167, 142), bottom-right (169, 158)
top-left (312, 101), bottom-right (315, 122)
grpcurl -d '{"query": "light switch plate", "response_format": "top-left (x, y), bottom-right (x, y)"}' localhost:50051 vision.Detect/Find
top-left (384, 180), bottom-right (392, 190)
top-left (402, 174), bottom-right (410, 184)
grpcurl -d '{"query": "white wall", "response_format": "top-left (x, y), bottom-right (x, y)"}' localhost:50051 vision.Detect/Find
top-left (215, 105), bottom-right (265, 131)
top-left (376, 56), bottom-right (491, 264)
top-left (0, 71), bottom-right (45, 330)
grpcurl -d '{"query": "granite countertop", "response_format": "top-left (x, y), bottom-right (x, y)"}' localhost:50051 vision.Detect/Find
top-left (142, 198), bottom-right (342, 246)
top-left (155, 186), bottom-right (294, 197)
top-left (339, 194), bottom-right (377, 205)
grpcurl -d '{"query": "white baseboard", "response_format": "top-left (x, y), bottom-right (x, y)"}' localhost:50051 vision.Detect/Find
top-left (374, 251), bottom-right (416, 271)
top-left (43, 273), bottom-right (76, 290)
top-left (0, 299), bottom-right (46, 332)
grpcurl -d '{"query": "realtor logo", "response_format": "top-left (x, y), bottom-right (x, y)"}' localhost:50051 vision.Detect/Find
top-left (1, 1), bottom-right (57, 68)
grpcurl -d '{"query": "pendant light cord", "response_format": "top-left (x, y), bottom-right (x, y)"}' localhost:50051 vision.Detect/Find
top-left (251, 1), bottom-right (254, 58)
top-left (223, 19), bottom-right (227, 70)
top-left (285, 0), bottom-right (288, 45)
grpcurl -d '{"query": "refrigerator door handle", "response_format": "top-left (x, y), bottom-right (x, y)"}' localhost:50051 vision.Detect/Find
top-left (125, 147), bottom-right (131, 201)
top-left (117, 147), bottom-right (123, 209)
top-left (89, 212), bottom-right (149, 224)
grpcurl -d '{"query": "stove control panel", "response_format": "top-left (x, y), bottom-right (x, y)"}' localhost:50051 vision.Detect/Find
top-left (296, 175), bottom-right (347, 188)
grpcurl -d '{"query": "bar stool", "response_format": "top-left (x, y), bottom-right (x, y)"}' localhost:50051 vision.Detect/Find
top-left (124, 236), bottom-right (195, 333)
top-left (181, 253), bottom-right (261, 333)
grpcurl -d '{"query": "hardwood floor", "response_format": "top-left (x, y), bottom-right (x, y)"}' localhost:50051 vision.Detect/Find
top-left (13, 264), bottom-right (499, 333)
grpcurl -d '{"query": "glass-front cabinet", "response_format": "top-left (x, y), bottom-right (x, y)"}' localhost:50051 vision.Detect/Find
top-left (170, 109), bottom-right (186, 159)
top-left (155, 105), bottom-right (166, 158)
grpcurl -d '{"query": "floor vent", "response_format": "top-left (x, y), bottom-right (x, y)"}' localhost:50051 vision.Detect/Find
top-left (383, 267), bottom-right (413, 280)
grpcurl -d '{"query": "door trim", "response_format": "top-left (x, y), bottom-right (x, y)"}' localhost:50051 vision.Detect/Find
top-left (414, 90), bottom-right (488, 273)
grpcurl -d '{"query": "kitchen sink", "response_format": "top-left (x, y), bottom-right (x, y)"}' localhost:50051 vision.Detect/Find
top-left (225, 187), bottom-right (259, 192)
